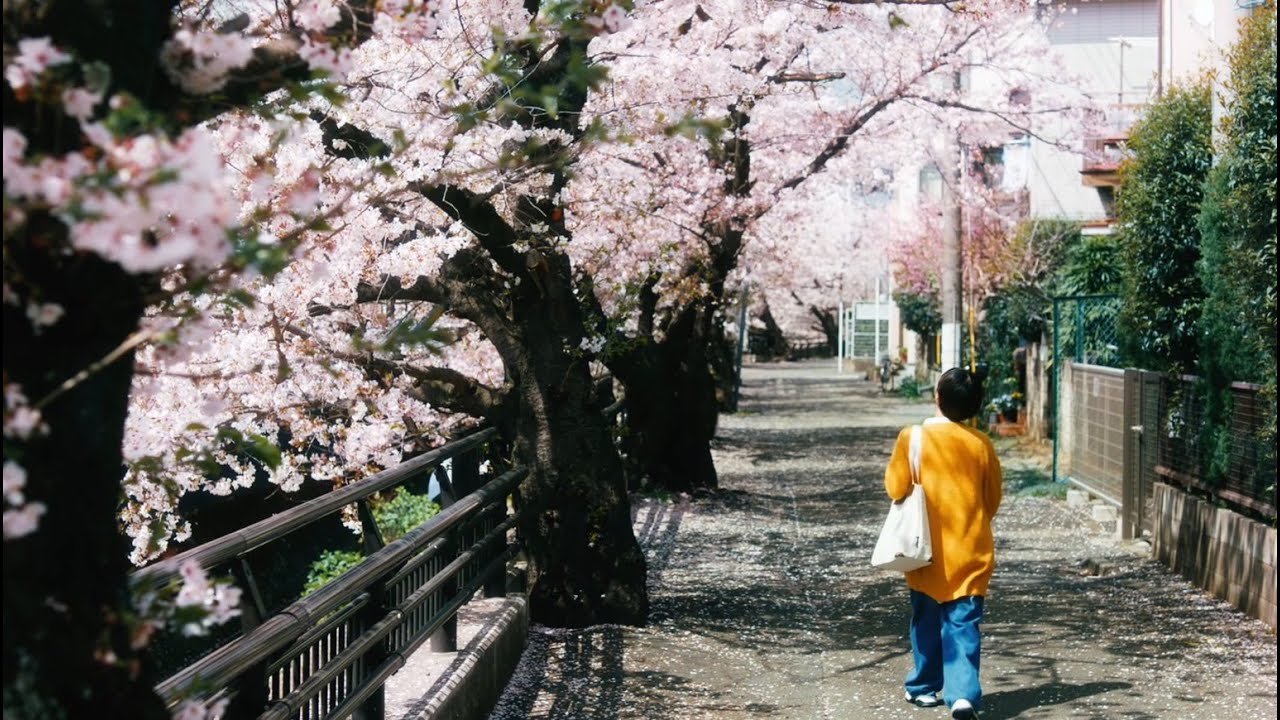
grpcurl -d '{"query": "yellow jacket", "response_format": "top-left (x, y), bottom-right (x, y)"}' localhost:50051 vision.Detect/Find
top-left (884, 417), bottom-right (1003, 602)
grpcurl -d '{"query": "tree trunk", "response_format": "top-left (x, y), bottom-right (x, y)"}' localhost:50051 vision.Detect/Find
top-left (509, 350), bottom-right (648, 625)
top-left (708, 307), bottom-right (739, 413)
top-left (398, 224), bottom-right (650, 626)
top-left (611, 300), bottom-right (720, 494)
top-left (916, 333), bottom-right (933, 383)
top-left (3, 249), bottom-right (169, 719)
top-left (494, 255), bottom-right (648, 625)
top-left (812, 306), bottom-right (838, 356)
top-left (757, 301), bottom-right (790, 360)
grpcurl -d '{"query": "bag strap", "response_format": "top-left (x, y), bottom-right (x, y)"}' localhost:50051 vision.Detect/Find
top-left (908, 425), bottom-right (923, 485)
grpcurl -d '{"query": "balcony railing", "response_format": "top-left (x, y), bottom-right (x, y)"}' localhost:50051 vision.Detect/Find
top-left (1081, 134), bottom-right (1128, 187)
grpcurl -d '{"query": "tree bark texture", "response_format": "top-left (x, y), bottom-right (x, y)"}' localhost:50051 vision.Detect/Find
top-left (3, 248), bottom-right (168, 720)
top-left (610, 299), bottom-right (721, 494)
top-left (408, 194), bottom-right (649, 627)
top-left (3, 3), bottom-right (380, 714)
top-left (502, 257), bottom-right (648, 626)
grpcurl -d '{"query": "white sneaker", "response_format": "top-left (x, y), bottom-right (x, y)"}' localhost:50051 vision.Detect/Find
top-left (904, 690), bottom-right (942, 707)
top-left (951, 698), bottom-right (979, 719)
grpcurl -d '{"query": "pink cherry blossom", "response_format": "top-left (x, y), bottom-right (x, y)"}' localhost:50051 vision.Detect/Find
top-left (3, 36), bottom-right (72, 91)
top-left (160, 28), bottom-right (257, 94)
top-left (25, 302), bottom-right (65, 330)
top-left (295, 0), bottom-right (343, 32)
top-left (297, 37), bottom-right (353, 79)
top-left (61, 87), bottom-right (102, 120)
top-left (172, 696), bottom-right (230, 720)
top-left (3, 502), bottom-right (46, 540)
top-left (2, 461), bottom-right (26, 505)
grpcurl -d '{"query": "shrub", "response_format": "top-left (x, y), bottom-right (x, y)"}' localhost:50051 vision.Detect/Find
top-left (373, 486), bottom-right (442, 542)
top-left (1115, 79), bottom-right (1212, 374)
top-left (1196, 2), bottom-right (1277, 481)
top-left (894, 290), bottom-right (942, 337)
top-left (303, 550), bottom-right (364, 596)
top-left (302, 487), bottom-right (441, 596)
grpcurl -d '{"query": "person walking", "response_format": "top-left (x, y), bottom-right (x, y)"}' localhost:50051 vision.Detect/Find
top-left (884, 366), bottom-right (1003, 719)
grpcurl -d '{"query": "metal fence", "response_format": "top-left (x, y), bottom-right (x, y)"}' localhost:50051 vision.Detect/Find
top-left (1056, 364), bottom-right (1276, 538)
top-left (1051, 294), bottom-right (1122, 492)
top-left (1155, 376), bottom-right (1276, 518)
top-left (132, 428), bottom-right (511, 719)
top-left (1059, 362), bottom-right (1126, 505)
top-left (132, 397), bottom-right (629, 718)
top-left (1051, 294), bottom-right (1122, 370)
top-left (1121, 369), bottom-right (1163, 538)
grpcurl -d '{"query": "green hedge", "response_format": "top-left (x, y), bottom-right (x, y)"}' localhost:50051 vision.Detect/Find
top-left (1115, 79), bottom-right (1212, 374)
top-left (1197, 3), bottom-right (1277, 480)
top-left (303, 487), bottom-right (442, 596)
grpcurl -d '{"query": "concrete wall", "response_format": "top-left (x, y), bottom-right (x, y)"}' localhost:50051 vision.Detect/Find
top-left (1152, 482), bottom-right (1277, 629)
top-left (1024, 339), bottom-right (1050, 442)
top-left (400, 595), bottom-right (530, 720)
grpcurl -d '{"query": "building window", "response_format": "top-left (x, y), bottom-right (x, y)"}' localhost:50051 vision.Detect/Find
top-left (919, 165), bottom-right (943, 202)
top-left (1042, 0), bottom-right (1157, 44)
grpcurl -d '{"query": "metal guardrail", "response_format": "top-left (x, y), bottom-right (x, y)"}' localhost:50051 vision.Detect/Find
top-left (133, 428), bottom-right (498, 590)
top-left (133, 425), bottom-right (512, 718)
top-left (136, 392), bottom-right (631, 717)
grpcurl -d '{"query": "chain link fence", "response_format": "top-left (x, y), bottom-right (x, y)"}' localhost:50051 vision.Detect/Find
top-left (1052, 294), bottom-right (1123, 369)
top-left (1051, 295), bottom-right (1123, 500)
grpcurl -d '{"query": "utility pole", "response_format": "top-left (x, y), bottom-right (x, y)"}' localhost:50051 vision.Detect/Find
top-left (940, 122), bottom-right (964, 371)
top-left (732, 283), bottom-right (749, 411)
top-left (940, 169), bottom-right (962, 372)
top-left (837, 299), bottom-right (845, 373)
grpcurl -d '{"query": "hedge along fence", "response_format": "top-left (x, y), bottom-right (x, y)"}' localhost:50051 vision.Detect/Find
top-left (1056, 364), bottom-right (1276, 628)
top-left (1154, 375), bottom-right (1276, 520)
top-left (1056, 365), bottom-right (1275, 536)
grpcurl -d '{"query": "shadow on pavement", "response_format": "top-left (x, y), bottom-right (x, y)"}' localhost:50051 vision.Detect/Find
top-left (983, 680), bottom-right (1135, 719)
top-left (487, 361), bottom-right (1277, 720)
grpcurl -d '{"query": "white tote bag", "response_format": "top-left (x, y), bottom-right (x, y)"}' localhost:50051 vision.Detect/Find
top-left (870, 425), bottom-right (933, 572)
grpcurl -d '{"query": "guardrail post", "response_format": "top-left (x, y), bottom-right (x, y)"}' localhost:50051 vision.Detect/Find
top-left (476, 454), bottom-right (509, 599)
top-left (226, 558), bottom-right (270, 717)
top-left (429, 465), bottom-right (459, 652)
top-left (353, 578), bottom-right (388, 720)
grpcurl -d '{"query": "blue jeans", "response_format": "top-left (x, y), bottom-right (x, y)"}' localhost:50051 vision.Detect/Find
top-left (904, 590), bottom-right (985, 709)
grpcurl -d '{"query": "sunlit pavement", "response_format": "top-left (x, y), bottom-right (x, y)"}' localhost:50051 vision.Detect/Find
top-left (486, 360), bottom-right (1277, 720)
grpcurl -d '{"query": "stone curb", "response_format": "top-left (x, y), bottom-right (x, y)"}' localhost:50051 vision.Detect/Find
top-left (388, 594), bottom-right (529, 720)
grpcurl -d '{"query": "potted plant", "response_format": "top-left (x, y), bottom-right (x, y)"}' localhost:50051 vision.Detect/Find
top-left (989, 392), bottom-right (1023, 424)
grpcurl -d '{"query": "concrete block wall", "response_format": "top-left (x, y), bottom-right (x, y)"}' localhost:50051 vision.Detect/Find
top-left (396, 595), bottom-right (530, 720)
top-left (1152, 482), bottom-right (1277, 629)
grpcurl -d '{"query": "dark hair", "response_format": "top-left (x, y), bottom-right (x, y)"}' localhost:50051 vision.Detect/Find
top-left (936, 365), bottom-right (989, 422)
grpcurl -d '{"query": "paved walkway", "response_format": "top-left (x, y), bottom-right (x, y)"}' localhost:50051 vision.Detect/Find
top-left (488, 360), bottom-right (1278, 719)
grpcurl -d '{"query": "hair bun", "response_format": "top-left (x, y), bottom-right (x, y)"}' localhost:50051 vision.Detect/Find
top-left (971, 363), bottom-right (990, 385)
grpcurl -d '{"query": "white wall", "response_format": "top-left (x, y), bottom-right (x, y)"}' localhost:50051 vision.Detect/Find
top-left (1032, 0), bottom-right (1160, 223)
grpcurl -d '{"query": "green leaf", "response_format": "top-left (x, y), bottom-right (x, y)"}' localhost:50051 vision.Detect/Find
top-left (246, 433), bottom-right (282, 470)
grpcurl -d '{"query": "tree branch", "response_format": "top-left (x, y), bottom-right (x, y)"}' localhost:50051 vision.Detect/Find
top-left (409, 183), bottom-right (527, 277)
top-left (355, 275), bottom-right (445, 304)
top-left (768, 71), bottom-right (846, 84)
top-left (366, 358), bottom-right (506, 420)
top-left (902, 95), bottom-right (1072, 147)
top-left (775, 95), bottom-right (897, 195)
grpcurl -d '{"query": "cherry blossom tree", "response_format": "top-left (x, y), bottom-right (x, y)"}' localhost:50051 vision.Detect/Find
top-left (565, 0), bottom-right (1087, 491)
top-left (2, 0), bottom-right (440, 714)
top-left (124, 0), bottom-right (653, 634)
top-left (4, 0), bottom-right (1096, 713)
